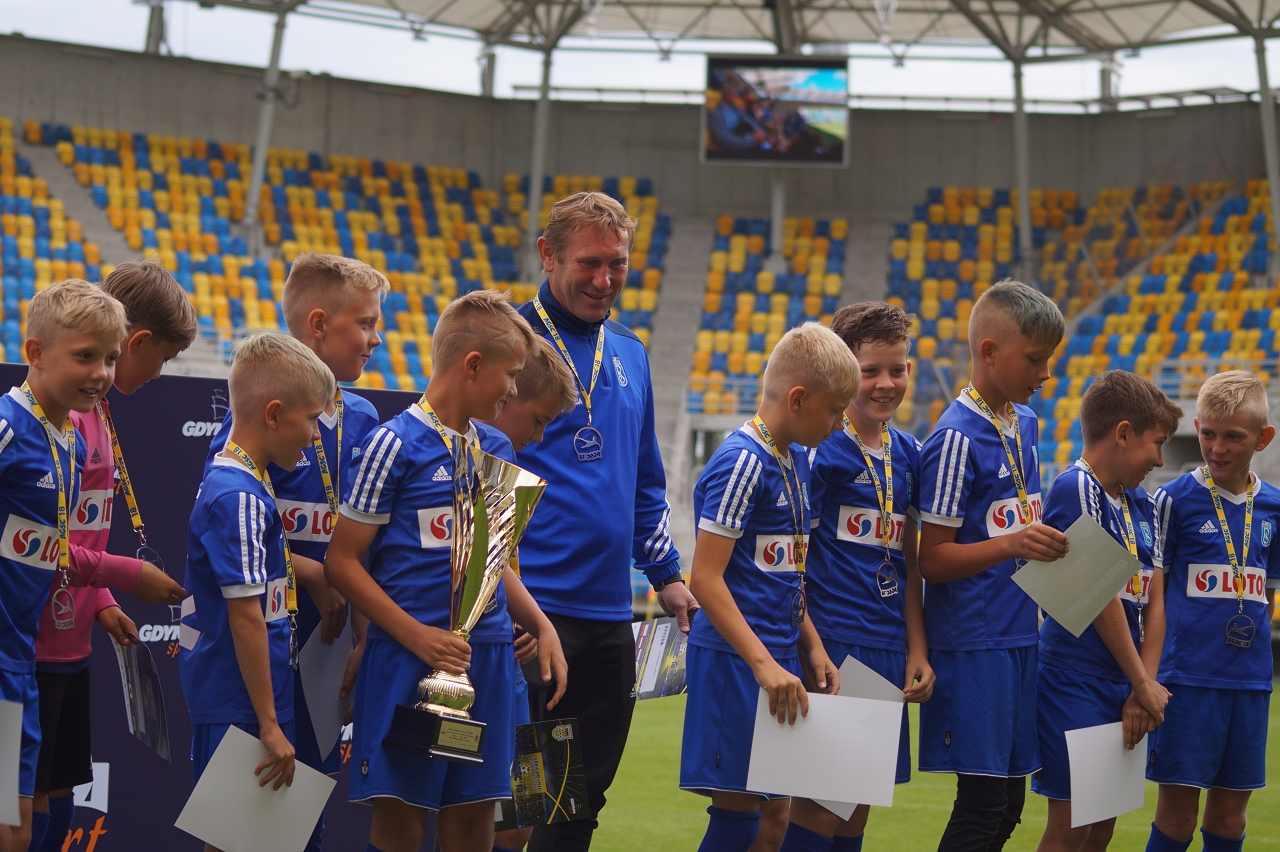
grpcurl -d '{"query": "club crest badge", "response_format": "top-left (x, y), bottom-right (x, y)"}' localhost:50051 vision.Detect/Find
top-left (1262, 520), bottom-right (1273, 548)
top-left (613, 356), bottom-right (628, 387)
top-left (1140, 521), bottom-right (1153, 548)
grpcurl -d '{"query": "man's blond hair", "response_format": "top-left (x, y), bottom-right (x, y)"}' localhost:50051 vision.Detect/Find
top-left (516, 336), bottom-right (578, 413)
top-left (1197, 370), bottom-right (1269, 432)
top-left (432, 290), bottom-right (537, 372)
top-left (282, 253), bottom-right (390, 337)
top-left (103, 259), bottom-right (198, 347)
top-left (229, 332), bottom-right (336, 422)
top-left (763, 322), bottom-right (861, 403)
top-left (543, 192), bottom-right (636, 260)
top-left (27, 279), bottom-right (127, 346)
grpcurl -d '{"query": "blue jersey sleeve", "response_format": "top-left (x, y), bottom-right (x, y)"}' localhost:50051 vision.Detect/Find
top-left (808, 445), bottom-right (828, 531)
top-left (697, 446), bottom-right (762, 539)
top-left (918, 427), bottom-right (973, 527)
top-left (1152, 486), bottom-right (1176, 573)
top-left (1267, 508), bottom-right (1280, 585)
top-left (341, 426), bottom-right (405, 524)
top-left (631, 369), bottom-right (679, 583)
top-left (1042, 467), bottom-right (1100, 534)
top-left (908, 436), bottom-right (922, 518)
top-left (204, 490), bottom-right (272, 595)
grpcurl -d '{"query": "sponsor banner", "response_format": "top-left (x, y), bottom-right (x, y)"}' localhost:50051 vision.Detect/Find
top-left (984, 492), bottom-right (1044, 538)
top-left (1185, 564), bottom-right (1268, 603)
top-left (836, 506), bottom-right (907, 551)
top-left (754, 534), bottom-right (808, 572)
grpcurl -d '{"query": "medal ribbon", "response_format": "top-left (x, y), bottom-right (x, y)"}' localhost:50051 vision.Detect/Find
top-left (533, 297), bottom-right (605, 427)
top-left (1077, 459), bottom-right (1144, 608)
top-left (845, 415), bottom-right (895, 562)
top-left (21, 383), bottom-right (73, 585)
top-left (417, 395), bottom-right (478, 451)
top-left (1202, 466), bottom-right (1253, 615)
top-left (964, 386), bottom-right (1032, 525)
top-left (751, 415), bottom-right (806, 575)
top-left (311, 390), bottom-right (343, 527)
top-left (96, 401), bottom-right (147, 547)
top-left (225, 440), bottom-right (299, 657)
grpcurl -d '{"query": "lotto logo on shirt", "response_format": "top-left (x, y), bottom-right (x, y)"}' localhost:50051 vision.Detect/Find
top-left (0, 515), bottom-right (60, 570)
top-left (276, 499), bottom-right (335, 542)
top-left (754, 534), bottom-right (808, 573)
top-left (836, 506), bottom-right (906, 551)
top-left (72, 489), bottom-right (113, 532)
top-left (1119, 567), bottom-right (1154, 603)
top-left (418, 507), bottom-right (453, 549)
top-left (265, 577), bottom-right (289, 623)
top-left (984, 493), bottom-right (1043, 538)
top-left (1186, 564), bottom-right (1268, 603)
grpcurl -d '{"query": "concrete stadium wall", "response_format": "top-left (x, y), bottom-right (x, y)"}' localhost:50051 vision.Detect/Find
top-left (0, 32), bottom-right (1262, 222)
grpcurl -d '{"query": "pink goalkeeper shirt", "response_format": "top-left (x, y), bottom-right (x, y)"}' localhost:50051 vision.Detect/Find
top-left (35, 399), bottom-right (144, 664)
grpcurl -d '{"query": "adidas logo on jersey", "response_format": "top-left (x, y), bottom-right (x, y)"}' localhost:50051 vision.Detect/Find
top-left (89, 448), bottom-right (102, 465)
top-left (854, 470), bottom-right (872, 484)
top-left (776, 492), bottom-right (789, 507)
top-left (36, 473), bottom-right (55, 489)
top-left (1199, 519), bottom-right (1218, 534)
top-left (998, 463), bottom-right (1011, 479)
top-left (432, 466), bottom-right (450, 482)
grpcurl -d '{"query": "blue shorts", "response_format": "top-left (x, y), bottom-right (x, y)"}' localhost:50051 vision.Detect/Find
top-left (190, 719), bottom-right (298, 783)
top-left (680, 644), bottom-right (798, 798)
top-left (0, 668), bottom-right (40, 798)
top-left (821, 639), bottom-right (911, 784)
top-left (514, 656), bottom-right (530, 728)
top-left (919, 645), bottom-right (1039, 777)
top-left (1032, 663), bottom-right (1129, 801)
top-left (350, 637), bottom-right (515, 811)
top-left (295, 667), bottom-right (344, 775)
top-left (1146, 684), bottom-right (1269, 791)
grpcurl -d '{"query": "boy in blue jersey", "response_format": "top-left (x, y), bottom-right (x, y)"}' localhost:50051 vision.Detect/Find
top-left (782, 302), bottom-right (933, 852)
top-left (681, 323), bottom-right (861, 852)
top-left (324, 290), bottom-right (568, 852)
top-left (917, 279), bottom-right (1068, 852)
top-left (1033, 371), bottom-right (1181, 851)
top-left (0, 280), bottom-right (186, 852)
top-left (204, 254), bottom-right (388, 848)
top-left (180, 334), bottom-right (335, 848)
top-left (1145, 370), bottom-right (1279, 852)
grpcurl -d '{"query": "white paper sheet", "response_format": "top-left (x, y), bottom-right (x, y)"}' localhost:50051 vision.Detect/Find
top-left (0, 700), bottom-right (21, 826)
top-left (1065, 722), bottom-right (1148, 827)
top-left (745, 690), bottom-right (901, 809)
top-left (297, 620), bottom-right (355, 763)
top-left (175, 726), bottom-right (336, 852)
top-left (1012, 513), bottom-right (1139, 637)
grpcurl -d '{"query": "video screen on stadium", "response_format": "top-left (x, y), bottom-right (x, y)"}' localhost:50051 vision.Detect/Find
top-left (702, 56), bottom-right (849, 166)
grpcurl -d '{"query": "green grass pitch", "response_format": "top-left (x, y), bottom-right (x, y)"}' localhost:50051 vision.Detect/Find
top-left (592, 694), bottom-right (1280, 850)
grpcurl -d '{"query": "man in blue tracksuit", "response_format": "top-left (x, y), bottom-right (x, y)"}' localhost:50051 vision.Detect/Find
top-left (515, 191), bottom-right (696, 852)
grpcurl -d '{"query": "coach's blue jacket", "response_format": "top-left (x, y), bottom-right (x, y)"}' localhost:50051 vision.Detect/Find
top-left (515, 281), bottom-right (681, 621)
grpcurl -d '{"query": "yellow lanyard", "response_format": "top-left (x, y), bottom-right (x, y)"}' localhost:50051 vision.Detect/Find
top-left (225, 441), bottom-right (298, 639)
top-left (751, 415), bottom-right (806, 574)
top-left (845, 415), bottom-right (895, 560)
top-left (1203, 467), bottom-right (1253, 614)
top-left (311, 390), bottom-right (343, 527)
top-left (417, 395), bottom-right (478, 452)
top-left (1077, 459), bottom-right (1144, 606)
top-left (21, 383), bottom-right (73, 577)
top-left (96, 401), bottom-right (147, 547)
top-left (964, 386), bottom-right (1032, 524)
top-left (533, 297), bottom-right (605, 427)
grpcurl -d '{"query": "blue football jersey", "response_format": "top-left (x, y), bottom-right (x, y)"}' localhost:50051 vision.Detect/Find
top-left (806, 425), bottom-right (921, 652)
top-left (917, 393), bottom-right (1044, 651)
top-left (1153, 469), bottom-right (1280, 692)
top-left (341, 406), bottom-right (514, 644)
top-left (0, 389), bottom-right (84, 674)
top-left (180, 455), bottom-right (293, 726)
top-left (1038, 462), bottom-right (1156, 681)
top-left (689, 425), bottom-right (810, 658)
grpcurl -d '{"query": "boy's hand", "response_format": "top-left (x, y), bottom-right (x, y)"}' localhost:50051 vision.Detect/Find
top-left (1120, 691), bottom-right (1158, 750)
top-left (1131, 677), bottom-right (1170, 724)
top-left (409, 624), bottom-right (471, 674)
top-left (903, 653), bottom-right (936, 703)
top-left (532, 623), bottom-right (569, 711)
top-left (339, 640), bottom-right (365, 726)
top-left (255, 722), bottom-right (296, 790)
top-left (755, 660), bottom-right (808, 725)
top-left (314, 583), bottom-right (348, 646)
top-left (98, 606), bottom-right (139, 645)
top-left (1008, 523), bottom-right (1069, 562)
top-left (803, 648), bottom-right (839, 695)
top-left (513, 625), bottom-right (538, 665)
top-left (135, 562), bottom-right (185, 605)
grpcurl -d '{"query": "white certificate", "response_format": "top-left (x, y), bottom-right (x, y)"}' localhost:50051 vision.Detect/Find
top-left (0, 700), bottom-right (21, 826)
top-left (1066, 721), bottom-right (1148, 827)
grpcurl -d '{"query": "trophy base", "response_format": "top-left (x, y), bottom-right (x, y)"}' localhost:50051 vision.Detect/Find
top-left (383, 704), bottom-right (487, 764)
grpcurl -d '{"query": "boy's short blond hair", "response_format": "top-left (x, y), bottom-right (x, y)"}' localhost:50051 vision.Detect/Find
top-left (969, 279), bottom-right (1064, 348)
top-left (763, 322), bottom-right (861, 403)
top-left (228, 333), bottom-right (336, 422)
top-left (1197, 370), bottom-right (1269, 432)
top-left (516, 336), bottom-right (578, 413)
top-left (27, 279), bottom-right (127, 347)
top-left (282, 253), bottom-right (390, 337)
top-left (102, 259), bottom-right (198, 347)
top-left (432, 290), bottom-right (537, 372)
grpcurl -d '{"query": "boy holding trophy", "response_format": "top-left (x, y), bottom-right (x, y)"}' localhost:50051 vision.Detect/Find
top-left (325, 290), bottom-right (568, 852)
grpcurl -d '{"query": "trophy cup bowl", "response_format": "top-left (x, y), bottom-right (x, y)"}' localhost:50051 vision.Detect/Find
top-left (383, 441), bottom-right (546, 764)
